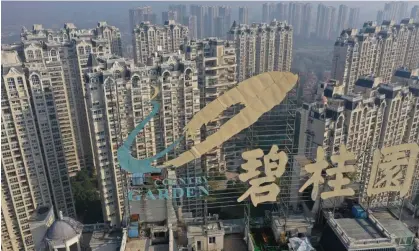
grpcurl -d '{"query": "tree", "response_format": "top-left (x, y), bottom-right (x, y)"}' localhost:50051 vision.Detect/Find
top-left (71, 169), bottom-right (103, 224)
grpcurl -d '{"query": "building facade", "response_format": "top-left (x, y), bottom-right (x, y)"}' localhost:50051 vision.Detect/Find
top-left (229, 20), bottom-right (293, 82)
top-left (332, 19), bottom-right (419, 94)
top-left (132, 21), bottom-right (189, 65)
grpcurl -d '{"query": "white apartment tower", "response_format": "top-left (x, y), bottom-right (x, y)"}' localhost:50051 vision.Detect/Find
top-left (94, 21), bottom-right (123, 57)
top-left (302, 71), bottom-right (419, 207)
top-left (132, 20), bottom-right (189, 65)
top-left (1, 48), bottom-right (53, 251)
top-left (183, 38), bottom-right (239, 173)
top-left (229, 20), bottom-right (293, 82)
top-left (84, 55), bottom-right (131, 227)
top-left (332, 19), bottom-right (419, 94)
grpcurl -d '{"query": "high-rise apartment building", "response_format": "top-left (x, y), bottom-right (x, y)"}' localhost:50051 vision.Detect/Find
top-left (301, 3), bottom-right (313, 38)
top-left (302, 71), bottom-right (419, 207)
top-left (188, 15), bottom-right (198, 39)
top-left (190, 5), bottom-right (206, 39)
top-left (94, 21), bottom-right (123, 57)
top-left (288, 2), bottom-right (304, 36)
top-left (183, 38), bottom-right (239, 173)
top-left (332, 19), bottom-right (419, 94)
top-left (129, 6), bottom-right (157, 31)
top-left (169, 4), bottom-right (188, 25)
top-left (132, 20), bottom-right (189, 64)
top-left (336, 5), bottom-right (349, 34)
top-left (84, 55), bottom-right (132, 227)
top-left (316, 4), bottom-right (337, 40)
top-left (411, 5), bottom-right (419, 21)
top-left (162, 10), bottom-right (178, 23)
top-left (276, 2), bottom-right (288, 21)
top-left (239, 6), bottom-right (249, 25)
top-left (348, 7), bottom-right (360, 28)
top-left (1, 48), bottom-right (53, 251)
top-left (262, 3), bottom-right (276, 23)
top-left (229, 20), bottom-right (293, 82)
top-left (205, 6), bottom-right (218, 38)
top-left (377, 1), bottom-right (409, 23)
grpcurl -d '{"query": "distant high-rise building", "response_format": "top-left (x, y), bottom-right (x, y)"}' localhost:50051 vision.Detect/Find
top-left (229, 20), bottom-right (293, 82)
top-left (336, 5), bottom-right (349, 33)
top-left (188, 15), bottom-right (198, 39)
top-left (332, 19), bottom-right (419, 94)
top-left (276, 2), bottom-right (288, 21)
top-left (129, 6), bottom-right (156, 31)
top-left (348, 7), bottom-right (360, 28)
top-left (377, 2), bottom-right (409, 23)
top-left (288, 2), bottom-right (304, 35)
top-left (411, 5), bottom-right (419, 21)
top-left (162, 10), bottom-right (178, 23)
top-left (190, 5), bottom-right (206, 38)
top-left (169, 4), bottom-right (188, 25)
top-left (301, 3), bottom-right (313, 38)
top-left (1, 48), bottom-right (53, 251)
top-left (218, 6), bottom-right (232, 38)
top-left (132, 20), bottom-right (189, 64)
top-left (315, 4), bottom-right (337, 40)
top-left (205, 6), bottom-right (218, 37)
top-left (377, 10), bottom-right (385, 24)
top-left (239, 6), bottom-right (249, 24)
top-left (262, 3), bottom-right (276, 23)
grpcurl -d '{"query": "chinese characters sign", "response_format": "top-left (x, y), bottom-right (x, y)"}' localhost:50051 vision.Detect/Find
top-left (237, 144), bottom-right (419, 207)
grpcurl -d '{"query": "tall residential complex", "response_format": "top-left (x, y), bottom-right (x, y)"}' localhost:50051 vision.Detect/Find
top-left (188, 15), bottom-right (198, 39)
top-left (1, 49), bottom-right (53, 251)
top-left (84, 56), bottom-right (131, 228)
top-left (132, 20), bottom-right (189, 65)
top-left (301, 70), bottom-right (419, 207)
top-left (190, 5), bottom-right (206, 39)
top-left (169, 4), bottom-right (188, 25)
top-left (376, 1), bottom-right (409, 23)
top-left (183, 38), bottom-right (239, 173)
top-left (239, 6), bottom-right (249, 25)
top-left (315, 4), bottom-right (337, 40)
top-left (301, 3), bottom-right (313, 38)
top-left (129, 6), bottom-right (157, 31)
top-left (332, 19), bottom-right (419, 94)
top-left (348, 7), bottom-right (361, 28)
top-left (162, 10), bottom-right (178, 23)
top-left (336, 5), bottom-right (349, 35)
top-left (262, 3), bottom-right (276, 23)
top-left (94, 21), bottom-right (123, 57)
top-left (411, 5), bottom-right (419, 21)
top-left (229, 20), bottom-right (293, 82)
top-left (288, 2), bottom-right (303, 36)
top-left (203, 6), bottom-right (232, 38)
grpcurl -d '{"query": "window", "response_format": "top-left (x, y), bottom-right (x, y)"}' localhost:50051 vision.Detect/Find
top-left (85, 46), bottom-right (91, 54)
top-left (50, 50), bottom-right (57, 57)
top-left (35, 50), bottom-right (42, 59)
top-left (114, 70), bottom-right (122, 79)
top-left (209, 237), bottom-right (216, 244)
top-left (27, 50), bottom-right (34, 59)
top-left (78, 46), bottom-right (84, 55)
top-left (7, 78), bottom-right (16, 89)
top-left (31, 75), bottom-right (40, 85)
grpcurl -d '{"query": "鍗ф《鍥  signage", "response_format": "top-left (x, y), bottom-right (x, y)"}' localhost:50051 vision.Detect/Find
top-left (129, 176), bottom-right (209, 201)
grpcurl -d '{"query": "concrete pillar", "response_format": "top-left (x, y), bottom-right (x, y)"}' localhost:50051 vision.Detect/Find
top-left (65, 242), bottom-right (70, 251)
top-left (77, 241), bottom-right (81, 251)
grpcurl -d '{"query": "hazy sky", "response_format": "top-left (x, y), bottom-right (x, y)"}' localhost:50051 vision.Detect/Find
top-left (2, 1), bottom-right (419, 44)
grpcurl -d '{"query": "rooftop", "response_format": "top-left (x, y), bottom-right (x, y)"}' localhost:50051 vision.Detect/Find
top-left (334, 218), bottom-right (384, 240)
top-left (81, 228), bottom-right (123, 251)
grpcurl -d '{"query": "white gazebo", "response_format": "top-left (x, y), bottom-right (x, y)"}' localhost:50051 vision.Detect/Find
top-left (44, 211), bottom-right (83, 251)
